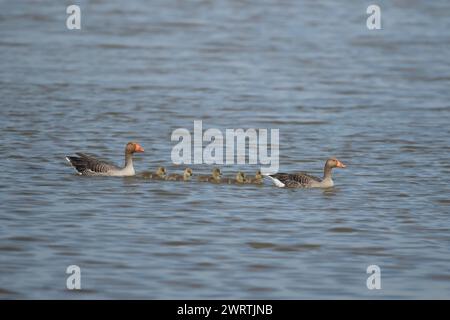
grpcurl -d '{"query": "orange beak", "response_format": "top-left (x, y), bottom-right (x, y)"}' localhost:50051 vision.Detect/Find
top-left (135, 144), bottom-right (144, 152)
top-left (336, 160), bottom-right (346, 168)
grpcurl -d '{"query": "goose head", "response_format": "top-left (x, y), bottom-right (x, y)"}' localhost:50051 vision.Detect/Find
top-left (212, 168), bottom-right (222, 180)
top-left (126, 142), bottom-right (144, 154)
top-left (183, 168), bottom-right (193, 180)
top-left (326, 158), bottom-right (346, 169)
top-left (156, 166), bottom-right (166, 177)
top-left (236, 171), bottom-right (246, 183)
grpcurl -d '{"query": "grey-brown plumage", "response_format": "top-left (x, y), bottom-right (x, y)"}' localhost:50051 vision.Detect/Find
top-left (66, 153), bottom-right (118, 175)
top-left (269, 172), bottom-right (321, 187)
top-left (65, 142), bottom-right (144, 176)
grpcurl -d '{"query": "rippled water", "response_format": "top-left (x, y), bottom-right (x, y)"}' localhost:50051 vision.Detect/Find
top-left (1, 0), bottom-right (450, 299)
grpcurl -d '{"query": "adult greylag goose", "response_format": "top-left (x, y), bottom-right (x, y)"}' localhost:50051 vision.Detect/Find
top-left (65, 142), bottom-right (144, 176)
top-left (165, 168), bottom-right (193, 181)
top-left (246, 170), bottom-right (263, 185)
top-left (142, 167), bottom-right (167, 180)
top-left (266, 158), bottom-right (346, 188)
top-left (197, 168), bottom-right (222, 183)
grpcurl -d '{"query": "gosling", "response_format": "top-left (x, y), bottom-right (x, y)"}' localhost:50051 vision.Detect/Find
top-left (197, 168), bottom-right (221, 183)
top-left (142, 166), bottom-right (166, 180)
top-left (165, 168), bottom-right (193, 181)
top-left (222, 171), bottom-right (247, 184)
top-left (245, 169), bottom-right (263, 185)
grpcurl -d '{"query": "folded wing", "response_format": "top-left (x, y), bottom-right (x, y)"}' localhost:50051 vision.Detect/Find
top-left (267, 172), bottom-right (321, 188)
top-left (66, 153), bottom-right (119, 175)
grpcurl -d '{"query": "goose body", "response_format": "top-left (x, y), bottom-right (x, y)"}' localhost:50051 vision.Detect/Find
top-left (66, 142), bottom-right (144, 177)
top-left (266, 158), bottom-right (346, 188)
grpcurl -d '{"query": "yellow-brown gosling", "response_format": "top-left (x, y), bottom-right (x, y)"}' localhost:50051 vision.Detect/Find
top-left (245, 169), bottom-right (263, 185)
top-left (165, 168), bottom-right (193, 181)
top-left (197, 168), bottom-right (222, 183)
top-left (142, 166), bottom-right (166, 180)
top-left (222, 172), bottom-right (247, 184)
top-left (234, 171), bottom-right (247, 184)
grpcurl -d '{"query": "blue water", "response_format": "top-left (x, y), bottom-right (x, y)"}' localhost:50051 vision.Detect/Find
top-left (1, 0), bottom-right (450, 299)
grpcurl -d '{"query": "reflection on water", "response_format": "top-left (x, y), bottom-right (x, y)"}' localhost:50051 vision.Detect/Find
top-left (1, 0), bottom-right (450, 299)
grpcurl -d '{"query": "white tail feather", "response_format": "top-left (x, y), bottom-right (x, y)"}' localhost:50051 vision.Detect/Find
top-left (263, 174), bottom-right (285, 188)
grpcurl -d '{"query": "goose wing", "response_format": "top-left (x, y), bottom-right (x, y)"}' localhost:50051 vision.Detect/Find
top-left (292, 172), bottom-right (322, 183)
top-left (268, 172), bottom-right (321, 188)
top-left (66, 153), bottom-right (119, 174)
